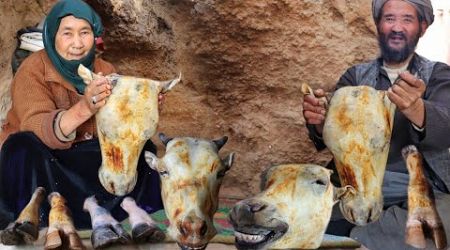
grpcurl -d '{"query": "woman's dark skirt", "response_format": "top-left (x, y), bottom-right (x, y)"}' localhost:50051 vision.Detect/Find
top-left (0, 132), bottom-right (163, 229)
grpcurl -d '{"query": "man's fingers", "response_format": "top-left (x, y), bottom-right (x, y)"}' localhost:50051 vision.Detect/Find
top-left (304, 95), bottom-right (321, 106)
top-left (388, 88), bottom-right (408, 109)
top-left (314, 89), bottom-right (326, 97)
top-left (391, 84), bottom-right (411, 101)
top-left (399, 72), bottom-right (425, 88)
top-left (303, 102), bottom-right (326, 115)
top-left (303, 110), bottom-right (325, 124)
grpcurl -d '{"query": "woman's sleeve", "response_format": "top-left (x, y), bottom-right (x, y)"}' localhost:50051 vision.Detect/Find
top-left (12, 59), bottom-right (73, 149)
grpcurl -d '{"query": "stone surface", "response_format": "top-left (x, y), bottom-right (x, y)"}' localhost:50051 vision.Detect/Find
top-left (0, 0), bottom-right (379, 198)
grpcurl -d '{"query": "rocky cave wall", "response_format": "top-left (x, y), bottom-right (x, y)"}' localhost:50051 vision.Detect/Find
top-left (0, 0), bottom-right (379, 199)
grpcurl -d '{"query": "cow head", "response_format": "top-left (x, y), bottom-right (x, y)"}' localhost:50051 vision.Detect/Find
top-left (229, 164), bottom-right (350, 250)
top-left (145, 133), bottom-right (234, 250)
top-left (78, 65), bottom-right (181, 196)
top-left (323, 86), bottom-right (396, 226)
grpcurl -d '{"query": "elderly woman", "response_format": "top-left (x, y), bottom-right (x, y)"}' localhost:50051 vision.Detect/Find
top-left (0, 0), bottom-right (162, 229)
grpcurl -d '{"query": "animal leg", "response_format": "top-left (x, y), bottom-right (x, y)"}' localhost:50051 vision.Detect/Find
top-left (121, 197), bottom-right (165, 243)
top-left (402, 145), bottom-right (447, 249)
top-left (45, 192), bottom-right (85, 250)
top-left (83, 196), bottom-right (130, 249)
top-left (0, 187), bottom-right (45, 245)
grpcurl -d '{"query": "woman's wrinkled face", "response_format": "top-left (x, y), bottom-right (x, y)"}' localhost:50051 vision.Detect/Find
top-left (55, 15), bottom-right (94, 61)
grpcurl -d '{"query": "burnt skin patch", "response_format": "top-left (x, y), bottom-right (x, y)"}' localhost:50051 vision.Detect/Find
top-left (134, 79), bottom-right (151, 100)
top-left (179, 150), bottom-right (191, 168)
top-left (117, 96), bottom-right (133, 121)
top-left (407, 154), bottom-right (429, 195)
top-left (210, 161), bottom-right (218, 173)
top-left (174, 208), bottom-right (182, 219)
top-left (172, 140), bottom-right (185, 148)
top-left (337, 162), bottom-right (358, 190)
top-left (360, 88), bottom-right (370, 105)
top-left (336, 105), bottom-right (352, 132)
top-left (105, 144), bottom-right (124, 173)
top-left (266, 178), bottom-right (275, 190)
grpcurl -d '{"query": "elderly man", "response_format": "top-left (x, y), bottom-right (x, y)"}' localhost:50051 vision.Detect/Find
top-left (303, 0), bottom-right (450, 249)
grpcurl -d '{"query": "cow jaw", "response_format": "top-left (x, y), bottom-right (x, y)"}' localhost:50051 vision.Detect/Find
top-left (229, 200), bottom-right (288, 250)
top-left (230, 164), bottom-right (335, 249)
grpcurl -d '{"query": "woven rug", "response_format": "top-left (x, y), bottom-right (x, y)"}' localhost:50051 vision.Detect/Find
top-left (77, 199), bottom-right (360, 248)
top-left (78, 201), bottom-right (236, 244)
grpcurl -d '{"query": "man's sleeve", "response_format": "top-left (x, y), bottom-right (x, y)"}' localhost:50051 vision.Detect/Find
top-left (419, 62), bottom-right (450, 151)
top-left (306, 66), bottom-right (357, 151)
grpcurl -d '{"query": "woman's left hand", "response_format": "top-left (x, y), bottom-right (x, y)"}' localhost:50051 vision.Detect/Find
top-left (84, 73), bottom-right (112, 114)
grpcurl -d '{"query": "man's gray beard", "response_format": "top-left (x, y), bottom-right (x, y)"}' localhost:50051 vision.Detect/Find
top-left (378, 32), bottom-right (420, 64)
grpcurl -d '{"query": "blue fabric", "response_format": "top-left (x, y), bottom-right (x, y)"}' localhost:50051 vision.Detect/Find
top-left (0, 132), bottom-right (163, 229)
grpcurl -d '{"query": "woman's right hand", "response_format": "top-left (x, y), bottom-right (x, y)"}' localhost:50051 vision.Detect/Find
top-left (83, 73), bottom-right (112, 114)
top-left (302, 88), bottom-right (327, 134)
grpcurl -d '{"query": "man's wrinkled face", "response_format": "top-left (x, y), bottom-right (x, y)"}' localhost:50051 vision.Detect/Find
top-left (377, 0), bottom-right (425, 64)
top-left (55, 15), bottom-right (94, 61)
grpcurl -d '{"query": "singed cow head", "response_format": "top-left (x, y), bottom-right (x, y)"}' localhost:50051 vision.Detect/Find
top-left (78, 65), bottom-right (181, 196)
top-left (229, 164), bottom-right (350, 250)
top-left (145, 133), bottom-right (234, 250)
top-left (323, 86), bottom-right (396, 226)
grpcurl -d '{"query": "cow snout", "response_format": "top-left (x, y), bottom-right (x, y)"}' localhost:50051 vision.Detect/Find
top-left (340, 198), bottom-right (382, 226)
top-left (229, 200), bottom-right (268, 226)
top-left (180, 215), bottom-right (208, 238)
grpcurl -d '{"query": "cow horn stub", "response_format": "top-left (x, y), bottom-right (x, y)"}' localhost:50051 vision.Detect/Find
top-left (213, 136), bottom-right (228, 151)
top-left (159, 133), bottom-right (173, 146)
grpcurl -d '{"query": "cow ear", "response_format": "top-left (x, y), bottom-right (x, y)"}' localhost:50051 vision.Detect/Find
top-left (78, 64), bottom-right (97, 85)
top-left (222, 152), bottom-right (234, 170)
top-left (213, 136), bottom-right (228, 151)
top-left (333, 185), bottom-right (356, 204)
top-left (159, 133), bottom-right (173, 146)
top-left (144, 151), bottom-right (159, 170)
top-left (158, 72), bottom-right (182, 93)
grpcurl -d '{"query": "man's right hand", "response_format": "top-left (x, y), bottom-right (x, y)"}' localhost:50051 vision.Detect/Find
top-left (302, 88), bottom-right (327, 134)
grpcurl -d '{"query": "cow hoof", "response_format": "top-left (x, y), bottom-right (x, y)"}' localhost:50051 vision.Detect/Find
top-left (16, 221), bottom-right (39, 243)
top-left (0, 223), bottom-right (21, 245)
top-left (45, 230), bottom-right (63, 249)
top-left (132, 223), bottom-right (165, 243)
top-left (91, 224), bottom-right (130, 249)
top-left (111, 223), bottom-right (131, 244)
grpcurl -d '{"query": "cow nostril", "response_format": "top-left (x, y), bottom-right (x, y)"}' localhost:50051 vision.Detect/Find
top-left (349, 209), bottom-right (356, 223)
top-left (250, 203), bottom-right (266, 213)
top-left (367, 208), bottom-right (372, 223)
top-left (200, 222), bottom-right (207, 236)
top-left (179, 224), bottom-right (187, 236)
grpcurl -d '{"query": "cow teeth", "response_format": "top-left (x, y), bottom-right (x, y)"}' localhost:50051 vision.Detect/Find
top-left (186, 244), bottom-right (206, 250)
top-left (235, 231), bottom-right (266, 243)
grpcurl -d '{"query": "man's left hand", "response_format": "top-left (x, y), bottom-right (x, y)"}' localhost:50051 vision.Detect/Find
top-left (387, 71), bottom-right (426, 128)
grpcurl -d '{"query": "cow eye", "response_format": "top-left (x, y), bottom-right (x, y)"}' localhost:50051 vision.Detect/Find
top-left (159, 170), bottom-right (169, 177)
top-left (315, 179), bottom-right (326, 186)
